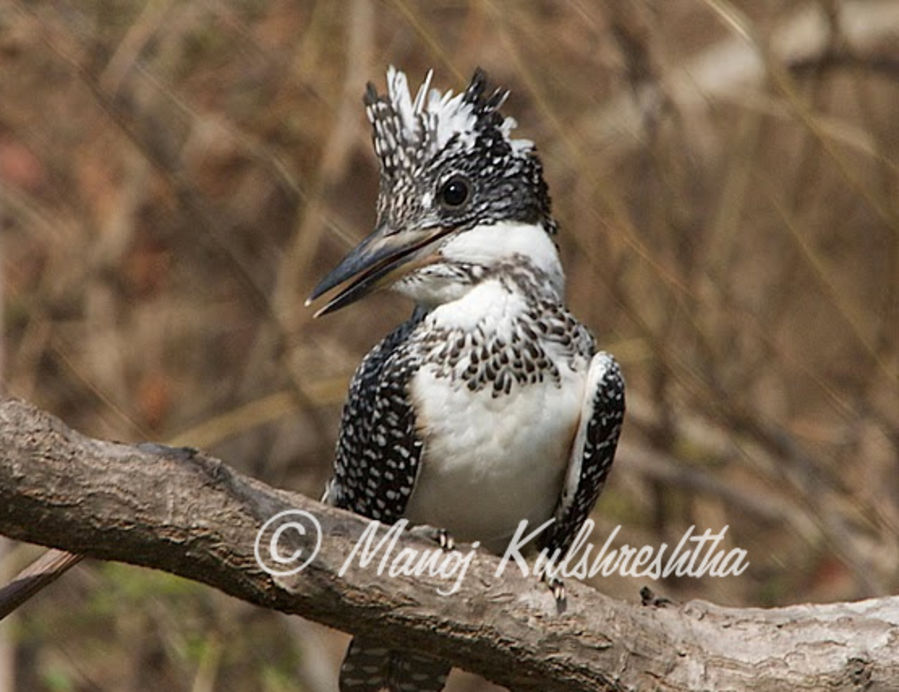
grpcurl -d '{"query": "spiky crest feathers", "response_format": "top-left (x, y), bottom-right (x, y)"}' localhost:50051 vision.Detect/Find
top-left (363, 66), bottom-right (533, 176)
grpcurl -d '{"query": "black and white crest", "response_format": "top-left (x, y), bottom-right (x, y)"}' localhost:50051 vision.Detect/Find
top-left (364, 66), bottom-right (531, 176)
top-left (363, 67), bottom-right (557, 236)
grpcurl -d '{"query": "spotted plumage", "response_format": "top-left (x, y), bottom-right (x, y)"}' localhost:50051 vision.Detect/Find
top-left (311, 67), bottom-right (625, 692)
top-left (323, 307), bottom-right (426, 523)
top-left (404, 262), bottom-right (592, 392)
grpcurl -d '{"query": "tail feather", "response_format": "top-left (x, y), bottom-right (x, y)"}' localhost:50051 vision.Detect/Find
top-left (339, 636), bottom-right (450, 692)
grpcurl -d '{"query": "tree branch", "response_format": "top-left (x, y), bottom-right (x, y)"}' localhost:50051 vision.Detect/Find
top-left (1, 396), bottom-right (897, 691)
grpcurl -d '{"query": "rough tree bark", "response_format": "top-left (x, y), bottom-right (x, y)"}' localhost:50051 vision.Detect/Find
top-left (0, 396), bottom-right (896, 691)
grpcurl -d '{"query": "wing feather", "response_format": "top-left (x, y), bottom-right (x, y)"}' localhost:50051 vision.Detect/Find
top-left (323, 310), bottom-right (427, 524)
top-left (540, 351), bottom-right (625, 555)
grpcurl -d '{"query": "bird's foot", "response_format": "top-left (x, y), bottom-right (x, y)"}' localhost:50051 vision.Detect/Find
top-left (640, 585), bottom-right (673, 607)
top-left (540, 571), bottom-right (567, 614)
top-left (408, 524), bottom-right (455, 552)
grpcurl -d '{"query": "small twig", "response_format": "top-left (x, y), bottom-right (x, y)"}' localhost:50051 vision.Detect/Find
top-left (0, 549), bottom-right (83, 619)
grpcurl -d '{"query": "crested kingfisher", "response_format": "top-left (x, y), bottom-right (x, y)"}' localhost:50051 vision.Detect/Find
top-left (308, 67), bottom-right (625, 692)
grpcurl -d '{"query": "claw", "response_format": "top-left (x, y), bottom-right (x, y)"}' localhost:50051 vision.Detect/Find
top-left (437, 528), bottom-right (454, 552)
top-left (550, 577), bottom-right (567, 614)
top-left (540, 571), bottom-right (568, 614)
top-left (640, 585), bottom-right (673, 607)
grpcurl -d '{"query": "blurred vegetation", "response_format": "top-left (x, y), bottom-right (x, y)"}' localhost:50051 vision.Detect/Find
top-left (1, 0), bottom-right (898, 690)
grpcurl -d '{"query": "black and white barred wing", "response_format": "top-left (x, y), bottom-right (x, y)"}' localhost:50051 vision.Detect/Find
top-left (323, 312), bottom-right (451, 692)
top-left (322, 312), bottom-right (426, 525)
top-left (540, 351), bottom-right (625, 556)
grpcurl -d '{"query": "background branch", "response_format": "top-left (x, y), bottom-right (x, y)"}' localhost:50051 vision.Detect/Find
top-left (0, 549), bottom-right (82, 620)
top-left (1, 397), bottom-right (897, 691)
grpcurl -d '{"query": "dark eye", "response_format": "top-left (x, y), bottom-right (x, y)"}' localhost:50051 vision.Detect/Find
top-left (439, 176), bottom-right (471, 208)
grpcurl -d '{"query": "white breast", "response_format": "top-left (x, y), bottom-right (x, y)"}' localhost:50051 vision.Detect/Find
top-left (402, 280), bottom-right (588, 554)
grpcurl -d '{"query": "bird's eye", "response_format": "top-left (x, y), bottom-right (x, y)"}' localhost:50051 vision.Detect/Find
top-left (438, 176), bottom-right (471, 208)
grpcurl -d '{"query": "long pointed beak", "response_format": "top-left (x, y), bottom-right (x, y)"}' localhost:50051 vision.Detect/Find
top-left (307, 223), bottom-right (450, 317)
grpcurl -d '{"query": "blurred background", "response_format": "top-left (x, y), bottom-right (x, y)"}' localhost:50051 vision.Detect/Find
top-left (1, 0), bottom-right (898, 689)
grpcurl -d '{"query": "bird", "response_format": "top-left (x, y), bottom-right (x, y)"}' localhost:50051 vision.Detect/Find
top-left (307, 66), bottom-right (625, 692)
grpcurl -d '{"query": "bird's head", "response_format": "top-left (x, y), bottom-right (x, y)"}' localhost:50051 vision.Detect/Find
top-left (308, 66), bottom-right (559, 317)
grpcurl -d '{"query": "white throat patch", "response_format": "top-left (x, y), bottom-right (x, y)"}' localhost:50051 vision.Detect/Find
top-left (439, 221), bottom-right (565, 297)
